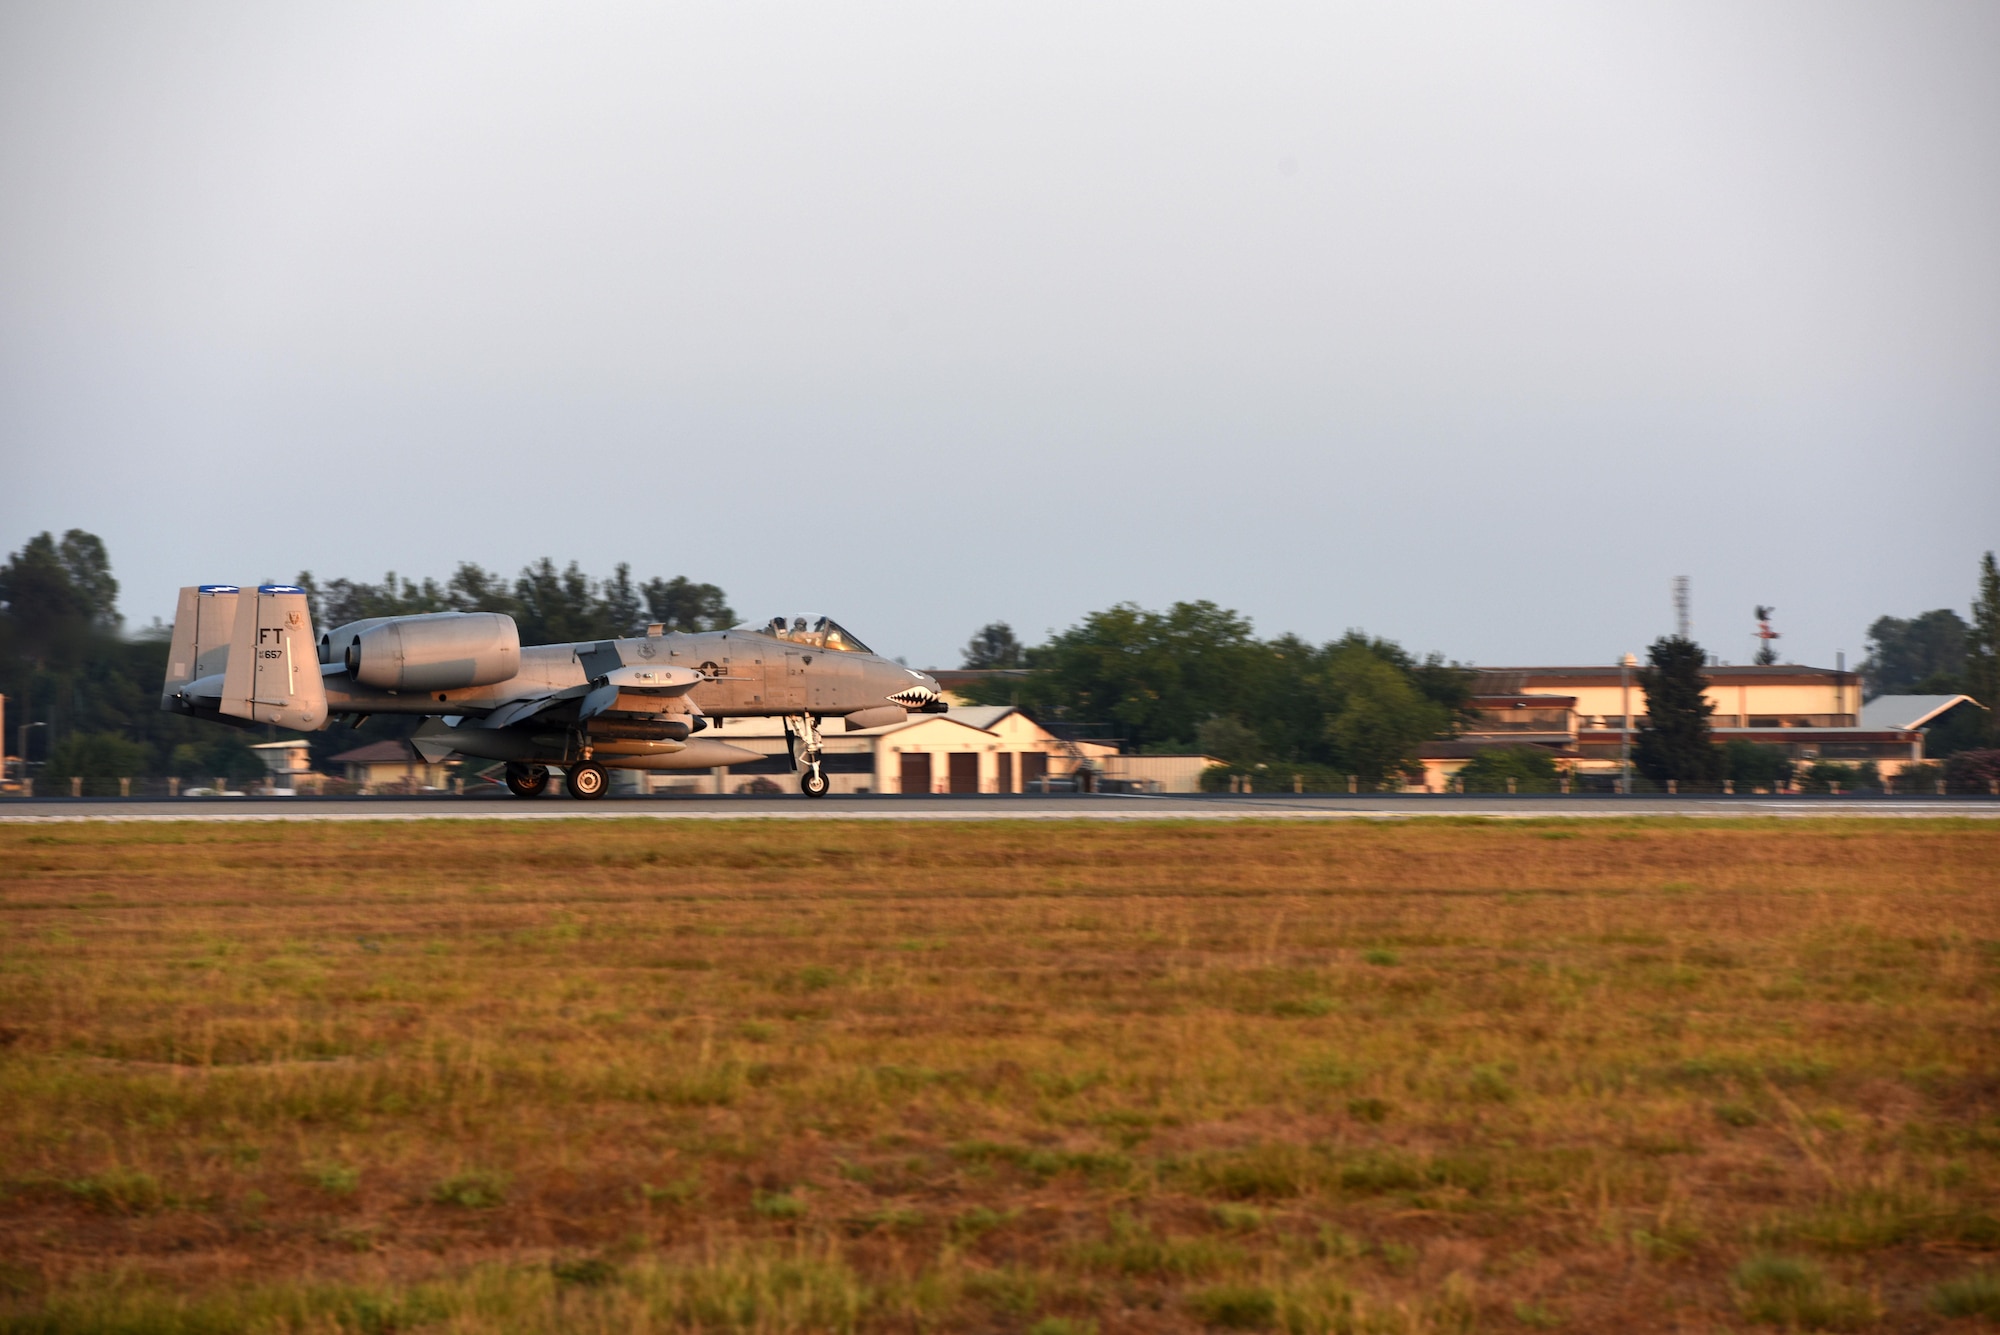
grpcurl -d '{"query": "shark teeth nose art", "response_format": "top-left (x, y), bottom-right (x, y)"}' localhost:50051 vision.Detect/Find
top-left (890, 685), bottom-right (937, 707)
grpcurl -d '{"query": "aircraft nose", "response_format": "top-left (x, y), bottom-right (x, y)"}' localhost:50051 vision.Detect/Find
top-left (888, 668), bottom-right (946, 711)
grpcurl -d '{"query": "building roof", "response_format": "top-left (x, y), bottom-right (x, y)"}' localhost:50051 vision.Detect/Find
top-left (935, 705), bottom-right (1020, 731)
top-left (1858, 694), bottom-right (1987, 731)
top-left (328, 739), bottom-right (424, 765)
top-left (250, 739), bottom-right (311, 751)
top-left (1475, 664), bottom-right (1855, 686)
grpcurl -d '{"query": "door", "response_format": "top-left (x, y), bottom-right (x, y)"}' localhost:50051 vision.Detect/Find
top-left (948, 752), bottom-right (979, 794)
top-left (996, 752), bottom-right (1014, 794)
top-left (899, 751), bottom-right (931, 795)
top-left (1021, 752), bottom-right (1048, 791)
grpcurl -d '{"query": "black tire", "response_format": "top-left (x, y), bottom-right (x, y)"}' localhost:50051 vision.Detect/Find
top-left (504, 763), bottom-right (549, 799)
top-left (800, 767), bottom-right (830, 798)
top-left (567, 762), bottom-right (609, 800)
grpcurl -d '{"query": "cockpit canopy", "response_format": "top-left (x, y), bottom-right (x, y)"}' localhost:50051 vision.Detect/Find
top-left (761, 616), bottom-right (873, 654)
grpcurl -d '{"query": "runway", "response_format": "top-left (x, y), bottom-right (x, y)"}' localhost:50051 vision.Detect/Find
top-left (2, 792), bottom-right (1996, 822)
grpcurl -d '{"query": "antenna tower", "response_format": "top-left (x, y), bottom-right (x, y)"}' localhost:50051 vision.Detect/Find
top-left (1673, 576), bottom-right (1690, 639)
top-left (1753, 606), bottom-right (1780, 665)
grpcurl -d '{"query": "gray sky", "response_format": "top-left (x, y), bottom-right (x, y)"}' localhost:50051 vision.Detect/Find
top-left (3, 2), bottom-right (1995, 669)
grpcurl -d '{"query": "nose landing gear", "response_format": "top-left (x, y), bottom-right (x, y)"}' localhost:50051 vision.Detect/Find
top-left (787, 713), bottom-right (830, 798)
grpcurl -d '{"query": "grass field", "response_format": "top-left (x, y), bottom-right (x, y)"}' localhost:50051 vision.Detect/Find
top-left (1, 817), bottom-right (1997, 1333)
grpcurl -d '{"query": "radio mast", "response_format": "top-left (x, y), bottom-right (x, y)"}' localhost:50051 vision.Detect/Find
top-left (1754, 606), bottom-right (1780, 665)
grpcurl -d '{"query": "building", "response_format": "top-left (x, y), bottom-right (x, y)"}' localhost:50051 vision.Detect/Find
top-left (328, 739), bottom-right (451, 793)
top-left (1417, 664), bottom-right (1951, 786)
top-left (248, 739), bottom-right (318, 795)
top-left (649, 706), bottom-right (1216, 795)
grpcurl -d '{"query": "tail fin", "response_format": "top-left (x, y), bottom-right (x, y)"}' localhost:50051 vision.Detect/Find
top-left (217, 584), bottom-right (328, 731)
top-left (162, 584), bottom-right (243, 708)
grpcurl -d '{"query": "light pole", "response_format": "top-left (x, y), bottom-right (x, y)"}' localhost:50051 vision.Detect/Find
top-left (1618, 654), bottom-right (1637, 795)
top-left (16, 719), bottom-right (46, 785)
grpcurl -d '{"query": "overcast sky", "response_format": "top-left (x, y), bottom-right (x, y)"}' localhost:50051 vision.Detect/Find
top-left (2, 2), bottom-right (1995, 669)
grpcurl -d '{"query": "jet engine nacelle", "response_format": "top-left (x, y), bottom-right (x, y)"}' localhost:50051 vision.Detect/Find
top-left (342, 611), bottom-right (521, 693)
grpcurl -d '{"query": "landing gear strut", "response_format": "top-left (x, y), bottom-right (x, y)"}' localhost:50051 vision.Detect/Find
top-left (788, 713), bottom-right (829, 798)
top-left (504, 763), bottom-right (550, 799)
top-left (566, 761), bottom-right (609, 800)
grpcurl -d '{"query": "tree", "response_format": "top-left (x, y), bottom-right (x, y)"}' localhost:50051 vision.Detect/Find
top-left (1194, 715), bottom-right (1266, 764)
top-left (1633, 635), bottom-right (1723, 784)
top-left (1319, 643), bottom-right (1452, 784)
top-left (1860, 609), bottom-right (1969, 698)
top-left (1722, 739), bottom-right (1791, 789)
top-left (43, 731), bottom-right (148, 789)
top-left (639, 575), bottom-right (735, 633)
top-left (1970, 551), bottom-right (2000, 746)
top-left (0, 530), bottom-right (118, 669)
top-left (1021, 601), bottom-right (1263, 751)
top-left (1457, 746), bottom-right (1560, 793)
top-left (1944, 748), bottom-right (2000, 792)
top-left (600, 563), bottom-right (644, 638)
top-left (961, 622), bottom-right (1025, 669)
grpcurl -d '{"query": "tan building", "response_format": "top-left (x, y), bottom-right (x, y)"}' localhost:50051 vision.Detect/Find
top-left (1417, 664), bottom-right (1946, 786)
top-left (328, 739), bottom-right (450, 793)
top-left (249, 739), bottom-right (320, 795)
top-left (654, 706), bottom-right (1213, 795)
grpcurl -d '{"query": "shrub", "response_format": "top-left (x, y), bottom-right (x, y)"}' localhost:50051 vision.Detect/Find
top-left (1945, 749), bottom-right (2000, 792)
top-left (1932, 1269), bottom-right (2000, 1318)
top-left (1188, 1284), bottom-right (1278, 1330)
top-left (1345, 1097), bottom-right (1392, 1123)
top-left (752, 1190), bottom-right (806, 1220)
top-left (42, 732), bottom-right (149, 789)
top-left (551, 1256), bottom-right (619, 1288)
top-left (429, 1171), bottom-right (507, 1209)
top-left (1723, 739), bottom-right (1792, 788)
top-left (1733, 1254), bottom-right (1877, 1329)
top-left (1457, 746), bottom-right (1560, 794)
top-left (1798, 761), bottom-right (1876, 793)
top-left (308, 1164), bottom-right (360, 1196)
top-left (64, 1169), bottom-right (164, 1214)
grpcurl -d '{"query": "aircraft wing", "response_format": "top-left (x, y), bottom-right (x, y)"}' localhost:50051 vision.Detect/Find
top-left (578, 665), bottom-right (708, 723)
top-left (481, 695), bottom-right (567, 729)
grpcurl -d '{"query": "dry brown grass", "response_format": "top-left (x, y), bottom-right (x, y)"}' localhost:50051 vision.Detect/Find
top-left (0, 817), bottom-right (1996, 1332)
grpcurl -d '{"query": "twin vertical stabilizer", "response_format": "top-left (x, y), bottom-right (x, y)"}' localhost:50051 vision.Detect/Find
top-left (162, 584), bottom-right (328, 732)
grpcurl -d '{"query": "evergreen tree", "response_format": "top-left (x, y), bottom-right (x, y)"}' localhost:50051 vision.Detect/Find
top-left (1970, 550), bottom-right (2000, 746)
top-left (1860, 609), bottom-right (1969, 698)
top-left (961, 622), bottom-right (1024, 669)
top-left (1633, 635), bottom-right (1723, 784)
top-left (639, 575), bottom-right (735, 632)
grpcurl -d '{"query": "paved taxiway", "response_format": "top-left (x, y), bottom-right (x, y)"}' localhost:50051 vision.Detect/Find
top-left (2, 793), bottom-right (1995, 822)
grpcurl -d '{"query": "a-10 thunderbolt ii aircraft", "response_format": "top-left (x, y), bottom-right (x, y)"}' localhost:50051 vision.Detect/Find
top-left (159, 583), bottom-right (947, 798)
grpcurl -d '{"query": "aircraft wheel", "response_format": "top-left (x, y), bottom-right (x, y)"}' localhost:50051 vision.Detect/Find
top-left (800, 767), bottom-right (830, 798)
top-left (567, 762), bottom-right (610, 800)
top-left (504, 763), bottom-right (549, 799)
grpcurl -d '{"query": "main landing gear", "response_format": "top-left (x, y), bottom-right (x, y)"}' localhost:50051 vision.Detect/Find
top-left (504, 763), bottom-right (550, 799)
top-left (567, 761), bottom-right (610, 800)
top-left (788, 713), bottom-right (830, 798)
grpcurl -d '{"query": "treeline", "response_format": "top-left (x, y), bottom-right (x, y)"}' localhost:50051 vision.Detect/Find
top-left (956, 601), bottom-right (1476, 785)
top-left (0, 532), bottom-right (737, 783)
top-left (298, 561), bottom-right (734, 645)
top-left (1859, 552), bottom-right (2000, 756)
